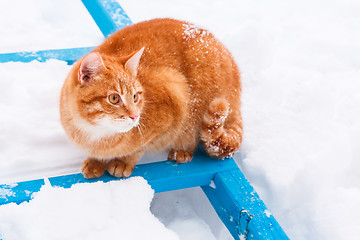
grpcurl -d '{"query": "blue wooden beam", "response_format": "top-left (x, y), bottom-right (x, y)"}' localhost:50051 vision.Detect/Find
top-left (0, 47), bottom-right (94, 64)
top-left (202, 169), bottom-right (289, 240)
top-left (0, 155), bottom-right (237, 206)
top-left (81, 0), bottom-right (132, 37)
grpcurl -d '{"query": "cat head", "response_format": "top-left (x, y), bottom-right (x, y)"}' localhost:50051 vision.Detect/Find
top-left (74, 48), bottom-right (145, 140)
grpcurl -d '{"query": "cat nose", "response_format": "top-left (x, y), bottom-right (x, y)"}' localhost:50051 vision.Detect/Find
top-left (129, 115), bottom-right (139, 121)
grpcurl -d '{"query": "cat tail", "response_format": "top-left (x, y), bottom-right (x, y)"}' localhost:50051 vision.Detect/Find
top-left (201, 98), bottom-right (243, 159)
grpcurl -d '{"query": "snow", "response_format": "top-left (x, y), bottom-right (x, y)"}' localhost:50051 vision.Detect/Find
top-left (0, 60), bottom-right (84, 183)
top-left (182, 23), bottom-right (204, 40)
top-left (0, 0), bottom-right (103, 52)
top-left (0, 177), bottom-right (179, 240)
top-left (1, 0), bottom-right (360, 240)
top-left (0, 188), bottom-right (15, 199)
top-left (168, 218), bottom-right (216, 240)
top-left (264, 210), bottom-right (271, 218)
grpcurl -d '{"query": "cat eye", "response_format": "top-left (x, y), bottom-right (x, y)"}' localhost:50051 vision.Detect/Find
top-left (108, 93), bottom-right (121, 105)
top-left (133, 92), bottom-right (140, 103)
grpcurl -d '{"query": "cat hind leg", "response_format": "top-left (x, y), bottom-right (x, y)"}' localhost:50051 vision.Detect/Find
top-left (201, 98), bottom-right (243, 159)
top-left (167, 131), bottom-right (199, 163)
top-left (168, 149), bottom-right (193, 163)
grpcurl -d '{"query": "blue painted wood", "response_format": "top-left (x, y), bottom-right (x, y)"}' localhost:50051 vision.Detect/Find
top-left (0, 47), bottom-right (94, 64)
top-left (202, 169), bottom-right (289, 240)
top-left (0, 155), bottom-right (237, 206)
top-left (82, 0), bottom-right (132, 37)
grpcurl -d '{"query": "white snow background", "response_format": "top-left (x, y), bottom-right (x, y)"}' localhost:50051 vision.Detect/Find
top-left (0, 0), bottom-right (360, 239)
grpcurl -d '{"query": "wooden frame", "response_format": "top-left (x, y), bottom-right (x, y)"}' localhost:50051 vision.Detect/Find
top-left (0, 1), bottom-right (289, 239)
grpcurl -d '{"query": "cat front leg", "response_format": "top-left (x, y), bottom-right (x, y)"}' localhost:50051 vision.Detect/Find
top-left (107, 151), bottom-right (143, 178)
top-left (81, 158), bottom-right (107, 179)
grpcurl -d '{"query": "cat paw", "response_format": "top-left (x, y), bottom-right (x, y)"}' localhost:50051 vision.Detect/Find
top-left (167, 150), bottom-right (193, 163)
top-left (81, 158), bottom-right (106, 179)
top-left (107, 159), bottom-right (134, 178)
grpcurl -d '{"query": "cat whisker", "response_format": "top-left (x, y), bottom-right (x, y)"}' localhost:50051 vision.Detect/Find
top-left (136, 119), bottom-right (146, 146)
top-left (92, 119), bottom-right (102, 124)
top-left (143, 100), bottom-right (158, 104)
top-left (137, 125), bottom-right (144, 145)
top-left (112, 118), bottom-right (126, 122)
top-left (138, 119), bottom-right (146, 130)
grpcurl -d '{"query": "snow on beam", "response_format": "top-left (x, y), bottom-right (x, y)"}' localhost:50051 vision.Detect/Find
top-left (82, 0), bottom-right (132, 37)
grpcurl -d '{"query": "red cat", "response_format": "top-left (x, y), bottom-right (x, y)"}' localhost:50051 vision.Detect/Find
top-left (60, 18), bottom-right (243, 179)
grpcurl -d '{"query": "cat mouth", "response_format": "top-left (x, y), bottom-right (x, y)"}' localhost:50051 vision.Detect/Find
top-left (74, 115), bottom-right (141, 142)
top-left (111, 117), bottom-right (140, 131)
top-left (89, 117), bottom-right (137, 135)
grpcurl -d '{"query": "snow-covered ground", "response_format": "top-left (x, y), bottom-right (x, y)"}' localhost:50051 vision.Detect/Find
top-left (1, 0), bottom-right (360, 239)
top-left (0, 178), bottom-right (179, 240)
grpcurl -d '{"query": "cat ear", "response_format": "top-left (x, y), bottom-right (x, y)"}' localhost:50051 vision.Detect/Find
top-left (124, 47), bottom-right (145, 77)
top-left (78, 52), bottom-right (104, 85)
